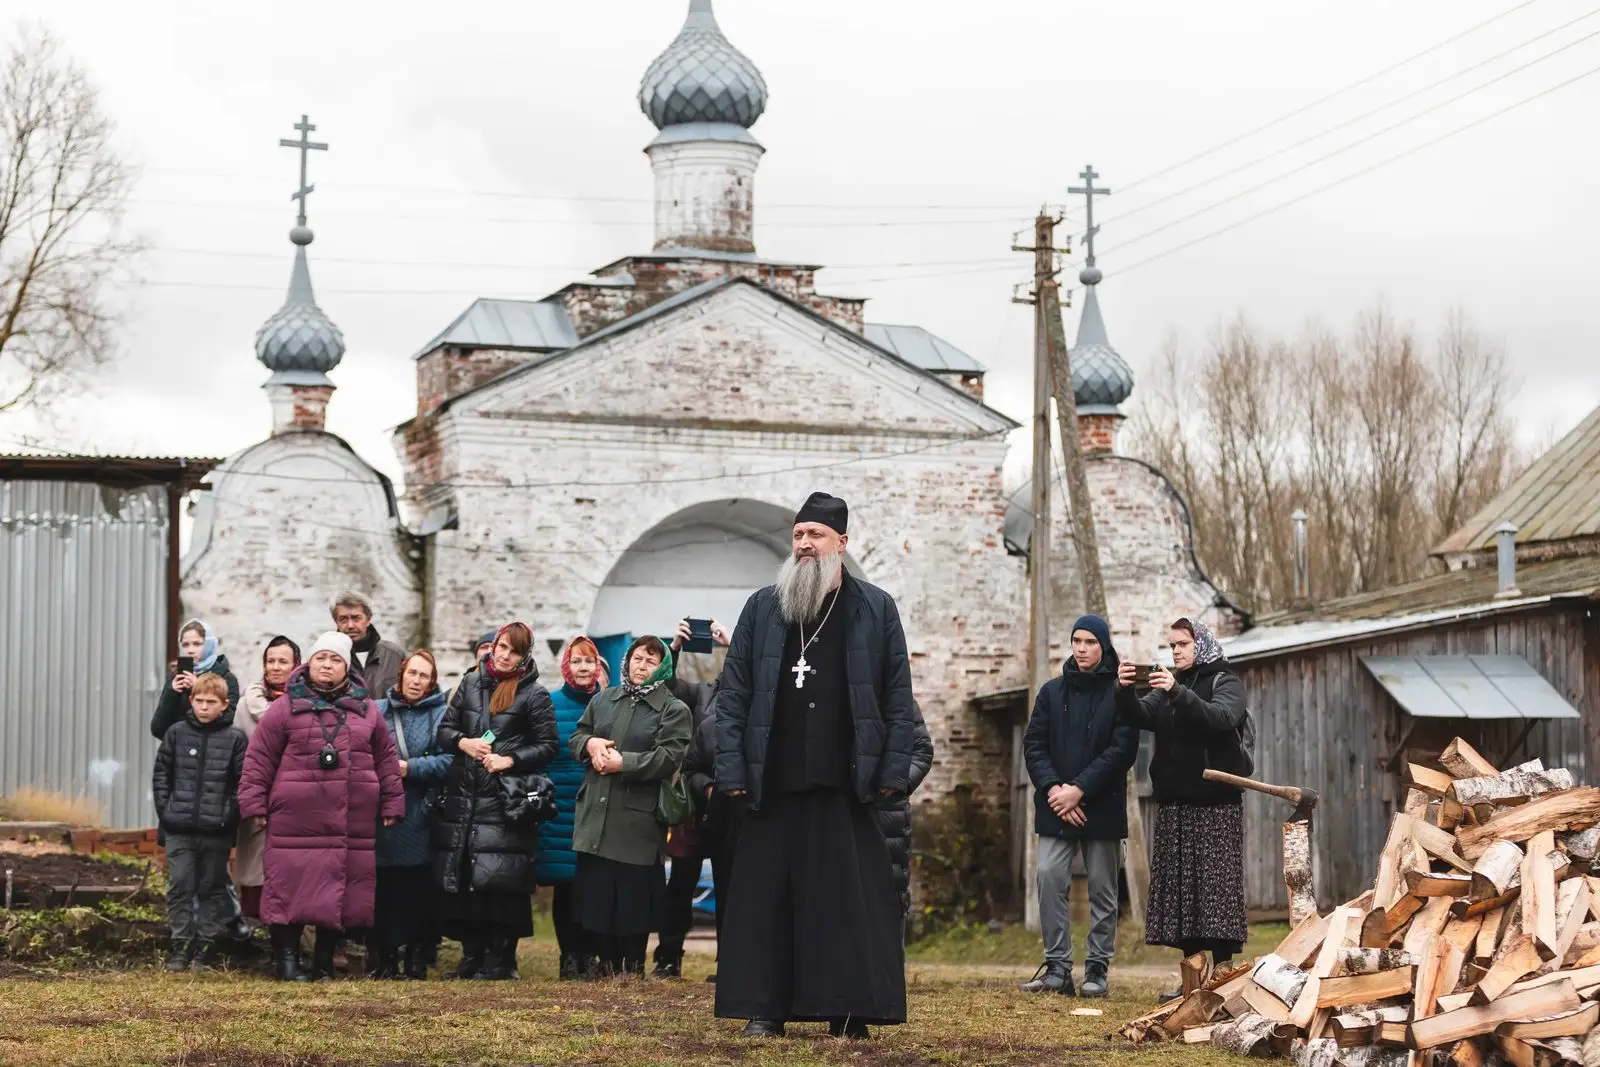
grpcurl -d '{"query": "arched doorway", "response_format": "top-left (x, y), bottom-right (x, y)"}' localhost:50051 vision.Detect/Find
top-left (589, 498), bottom-right (793, 642)
top-left (588, 498), bottom-right (859, 676)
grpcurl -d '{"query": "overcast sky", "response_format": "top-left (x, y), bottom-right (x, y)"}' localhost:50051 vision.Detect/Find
top-left (6, 0), bottom-right (1598, 482)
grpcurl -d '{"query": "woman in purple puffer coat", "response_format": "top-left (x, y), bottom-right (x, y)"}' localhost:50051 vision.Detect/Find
top-left (238, 631), bottom-right (405, 982)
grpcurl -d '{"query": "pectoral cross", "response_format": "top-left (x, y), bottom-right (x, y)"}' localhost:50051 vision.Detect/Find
top-left (791, 655), bottom-right (814, 689)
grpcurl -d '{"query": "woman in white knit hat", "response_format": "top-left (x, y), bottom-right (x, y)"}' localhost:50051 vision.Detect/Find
top-left (238, 631), bottom-right (405, 982)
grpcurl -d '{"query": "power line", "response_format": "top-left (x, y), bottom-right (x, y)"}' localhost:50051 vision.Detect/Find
top-left (1105, 5), bottom-right (1600, 229)
top-left (1109, 26), bottom-right (1600, 252)
top-left (1109, 0), bottom-right (1551, 200)
top-left (1113, 58), bottom-right (1600, 276)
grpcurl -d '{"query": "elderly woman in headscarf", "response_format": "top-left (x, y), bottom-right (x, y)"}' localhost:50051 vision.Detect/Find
top-left (234, 636), bottom-right (302, 920)
top-left (537, 635), bottom-right (607, 980)
top-left (433, 622), bottom-right (559, 981)
top-left (1117, 616), bottom-right (1249, 998)
top-left (237, 632), bottom-right (405, 982)
top-left (151, 620), bottom-right (241, 740)
top-left (371, 649), bottom-right (453, 979)
top-left (570, 635), bottom-right (692, 977)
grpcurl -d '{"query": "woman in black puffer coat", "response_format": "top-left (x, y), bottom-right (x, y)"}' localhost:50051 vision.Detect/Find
top-left (433, 622), bottom-right (558, 981)
top-left (875, 704), bottom-right (935, 920)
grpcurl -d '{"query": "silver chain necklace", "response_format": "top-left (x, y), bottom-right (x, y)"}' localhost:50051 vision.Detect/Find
top-left (790, 588), bottom-right (840, 690)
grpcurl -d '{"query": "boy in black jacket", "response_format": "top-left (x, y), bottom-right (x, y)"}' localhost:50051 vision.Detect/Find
top-left (153, 672), bottom-right (249, 972)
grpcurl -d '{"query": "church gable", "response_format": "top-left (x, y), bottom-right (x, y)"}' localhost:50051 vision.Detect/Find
top-left (455, 280), bottom-right (1014, 436)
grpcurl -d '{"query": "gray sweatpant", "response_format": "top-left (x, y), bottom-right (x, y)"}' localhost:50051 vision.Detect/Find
top-left (1037, 835), bottom-right (1121, 969)
top-left (165, 833), bottom-right (235, 944)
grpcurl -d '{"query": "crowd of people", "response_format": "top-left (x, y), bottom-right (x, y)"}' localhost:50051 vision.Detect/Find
top-left (148, 490), bottom-right (1252, 1038)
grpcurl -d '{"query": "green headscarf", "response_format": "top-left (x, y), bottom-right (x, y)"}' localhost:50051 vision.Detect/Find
top-left (621, 635), bottom-right (673, 698)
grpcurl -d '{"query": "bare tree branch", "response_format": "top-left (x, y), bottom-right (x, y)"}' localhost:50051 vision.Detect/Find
top-left (0, 24), bottom-right (138, 417)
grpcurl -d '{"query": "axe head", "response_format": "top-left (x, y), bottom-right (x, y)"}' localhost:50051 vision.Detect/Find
top-left (1288, 787), bottom-right (1321, 823)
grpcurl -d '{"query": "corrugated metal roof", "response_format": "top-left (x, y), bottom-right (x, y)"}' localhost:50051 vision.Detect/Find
top-left (412, 298), bottom-right (579, 359)
top-left (1361, 655), bottom-right (1581, 720)
top-left (1435, 405), bottom-right (1600, 555)
top-left (863, 324), bottom-right (986, 373)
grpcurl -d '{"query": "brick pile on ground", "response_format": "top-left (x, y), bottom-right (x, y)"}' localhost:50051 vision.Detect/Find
top-left (1120, 737), bottom-right (1600, 1067)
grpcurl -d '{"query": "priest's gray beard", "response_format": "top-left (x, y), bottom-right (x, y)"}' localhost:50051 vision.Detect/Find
top-left (776, 549), bottom-right (843, 624)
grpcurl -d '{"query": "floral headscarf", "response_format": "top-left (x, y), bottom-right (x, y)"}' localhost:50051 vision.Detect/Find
top-left (561, 635), bottom-right (602, 695)
top-left (621, 635), bottom-right (673, 700)
top-left (1175, 616), bottom-right (1225, 666)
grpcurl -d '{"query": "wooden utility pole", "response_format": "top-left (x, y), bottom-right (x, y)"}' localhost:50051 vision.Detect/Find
top-left (1012, 211), bottom-right (1062, 931)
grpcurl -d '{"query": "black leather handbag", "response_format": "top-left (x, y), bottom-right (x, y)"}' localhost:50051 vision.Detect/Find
top-left (497, 772), bottom-right (558, 826)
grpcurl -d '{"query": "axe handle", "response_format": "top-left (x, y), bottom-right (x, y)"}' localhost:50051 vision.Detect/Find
top-left (1203, 769), bottom-right (1302, 804)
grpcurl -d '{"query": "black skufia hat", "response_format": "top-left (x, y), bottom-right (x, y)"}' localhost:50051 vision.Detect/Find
top-left (794, 492), bottom-right (848, 535)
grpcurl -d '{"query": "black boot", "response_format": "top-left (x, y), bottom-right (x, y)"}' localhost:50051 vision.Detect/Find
top-left (367, 945), bottom-right (398, 980)
top-left (311, 931), bottom-right (337, 982)
top-left (165, 939), bottom-right (193, 973)
top-left (402, 943), bottom-right (428, 981)
top-left (829, 1018), bottom-right (871, 1040)
top-left (191, 940), bottom-right (224, 972)
top-left (454, 938), bottom-right (486, 980)
top-left (271, 927), bottom-right (310, 983)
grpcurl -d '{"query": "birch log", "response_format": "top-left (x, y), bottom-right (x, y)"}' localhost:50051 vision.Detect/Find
top-left (1472, 841), bottom-right (1527, 900)
top-left (1287, 819), bottom-right (1317, 927)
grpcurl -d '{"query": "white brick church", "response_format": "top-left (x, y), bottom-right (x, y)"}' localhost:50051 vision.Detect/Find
top-left (183, 0), bottom-right (1240, 816)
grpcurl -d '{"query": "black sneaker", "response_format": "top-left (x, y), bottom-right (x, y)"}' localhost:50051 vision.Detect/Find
top-left (164, 941), bottom-right (193, 973)
top-left (1080, 960), bottom-right (1109, 998)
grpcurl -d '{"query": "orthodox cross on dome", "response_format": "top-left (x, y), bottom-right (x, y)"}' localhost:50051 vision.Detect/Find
top-left (1068, 164), bottom-right (1111, 272)
top-left (279, 114), bottom-right (328, 228)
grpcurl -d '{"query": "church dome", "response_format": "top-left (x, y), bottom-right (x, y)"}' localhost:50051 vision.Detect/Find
top-left (255, 228), bottom-right (345, 380)
top-left (639, 0), bottom-right (767, 130)
top-left (1070, 280), bottom-right (1134, 412)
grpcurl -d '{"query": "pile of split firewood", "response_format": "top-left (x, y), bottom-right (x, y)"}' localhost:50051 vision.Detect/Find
top-left (1120, 737), bottom-right (1600, 1067)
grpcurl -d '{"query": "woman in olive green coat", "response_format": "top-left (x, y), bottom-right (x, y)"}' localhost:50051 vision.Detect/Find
top-left (570, 635), bottom-right (692, 976)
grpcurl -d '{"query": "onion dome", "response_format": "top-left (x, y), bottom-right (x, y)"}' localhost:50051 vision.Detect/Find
top-left (639, 0), bottom-right (767, 130)
top-left (1070, 267), bottom-right (1134, 412)
top-left (255, 225), bottom-right (345, 384)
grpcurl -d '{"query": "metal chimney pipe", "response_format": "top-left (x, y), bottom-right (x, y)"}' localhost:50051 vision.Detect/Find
top-left (1495, 522), bottom-right (1520, 597)
top-left (1292, 509), bottom-right (1309, 601)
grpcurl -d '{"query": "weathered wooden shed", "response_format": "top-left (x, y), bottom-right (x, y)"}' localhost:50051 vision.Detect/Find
top-left (1222, 405), bottom-right (1600, 911)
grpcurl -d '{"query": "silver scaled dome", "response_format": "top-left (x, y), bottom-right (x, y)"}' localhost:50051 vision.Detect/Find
top-left (1070, 276), bottom-right (1134, 412)
top-left (639, 0), bottom-right (767, 129)
top-left (255, 226), bottom-right (345, 381)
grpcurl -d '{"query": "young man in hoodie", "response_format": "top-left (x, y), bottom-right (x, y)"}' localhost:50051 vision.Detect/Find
top-left (1019, 614), bottom-right (1140, 998)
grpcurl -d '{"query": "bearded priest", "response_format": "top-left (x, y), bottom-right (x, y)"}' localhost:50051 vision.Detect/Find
top-left (713, 492), bottom-right (917, 1040)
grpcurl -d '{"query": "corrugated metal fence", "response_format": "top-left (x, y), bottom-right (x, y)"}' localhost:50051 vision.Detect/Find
top-left (0, 480), bottom-right (168, 828)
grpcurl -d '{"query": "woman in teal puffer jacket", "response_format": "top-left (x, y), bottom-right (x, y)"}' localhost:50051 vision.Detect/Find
top-left (371, 650), bottom-right (453, 979)
top-left (537, 635), bottom-right (606, 980)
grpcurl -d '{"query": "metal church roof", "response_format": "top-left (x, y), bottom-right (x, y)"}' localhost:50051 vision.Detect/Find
top-left (412, 298), bottom-right (579, 359)
top-left (862, 324), bottom-right (986, 374)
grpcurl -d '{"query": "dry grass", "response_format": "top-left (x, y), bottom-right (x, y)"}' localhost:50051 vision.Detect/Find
top-left (0, 943), bottom-right (1242, 1067)
top-left (0, 789), bottom-right (105, 827)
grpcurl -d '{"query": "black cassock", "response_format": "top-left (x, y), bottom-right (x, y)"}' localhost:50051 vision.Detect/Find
top-left (714, 586), bottom-right (908, 1025)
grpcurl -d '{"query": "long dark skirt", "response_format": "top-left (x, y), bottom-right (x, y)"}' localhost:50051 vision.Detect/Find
top-left (1146, 801), bottom-right (1248, 956)
top-left (573, 853), bottom-right (664, 938)
top-left (714, 789), bottom-right (906, 1025)
top-left (371, 865), bottom-right (435, 952)
top-left (438, 887), bottom-right (533, 941)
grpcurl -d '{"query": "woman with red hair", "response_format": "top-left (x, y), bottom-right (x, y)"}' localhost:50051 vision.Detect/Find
top-left (537, 635), bottom-right (607, 979)
top-left (433, 623), bottom-right (559, 980)
top-left (370, 649), bottom-right (453, 978)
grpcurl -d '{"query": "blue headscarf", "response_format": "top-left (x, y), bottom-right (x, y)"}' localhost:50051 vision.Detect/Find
top-left (181, 619), bottom-right (220, 673)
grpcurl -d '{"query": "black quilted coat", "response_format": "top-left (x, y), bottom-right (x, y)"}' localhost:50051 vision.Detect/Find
top-left (153, 712), bottom-right (249, 835)
top-left (715, 572), bottom-right (918, 811)
top-left (432, 665), bottom-right (559, 894)
top-left (875, 706), bottom-right (935, 916)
